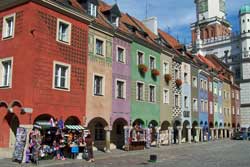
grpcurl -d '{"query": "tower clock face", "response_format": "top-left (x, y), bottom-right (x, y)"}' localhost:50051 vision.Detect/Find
top-left (199, 0), bottom-right (208, 13)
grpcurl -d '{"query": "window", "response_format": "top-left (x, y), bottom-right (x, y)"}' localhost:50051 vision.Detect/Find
top-left (95, 122), bottom-right (104, 140)
top-left (219, 0), bottom-right (225, 12)
top-left (174, 94), bottom-right (179, 107)
top-left (210, 101), bottom-right (213, 114)
top-left (149, 85), bottom-right (156, 102)
top-left (219, 89), bottom-right (222, 96)
top-left (184, 96), bottom-right (188, 108)
top-left (232, 90), bottom-right (235, 98)
top-left (2, 13), bottom-right (15, 39)
top-left (219, 107), bottom-right (222, 114)
top-left (204, 80), bottom-right (207, 90)
top-left (163, 62), bottom-right (169, 74)
top-left (224, 108), bottom-right (226, 115)
top-left (56, 19), bottom-right (71, 44)
top-left (111, 16), bottom-right (119, 27)
top-left (136, 82), bottom-right (144, 101)
top-left (236, 91), bottom-right (239, 100)
top-left (0, 58), bottom-right (12, 87)
top-left (205, 101), bottom-right (208, 112)
top-left (175, 69), bottom-right (179, 79)
top-left (184, 73), bottom-right (188, 83)
top-left (149, 56), bottom-right (156, 70)
top-left (232, 107), bottom-right (235, 115)
top-left (209, 82), bottom-right (212, 92)
top-left (117, 47), bottom-right (125, 63)
top-left (94, 75), bottom-right (104, 96)
top-left (116, 79), bottom-right (126, 99)
top-left (88, 2), bottom-right (97, 17)
top-left (214, 103), bottom-right (217, 113)
top-left (237, 108), bottom-right (240, 115)
top-left (200, 79), bottom-right (203, 89)
top-left (199, 0), bottom-right (208, 13)
top-left (96, 38), bottom-right (104, 56)
top-left (163, 89), bottom-right (169, 104)
top-left (224, 91), bottom-right (226, 99)
top-left (201, 100), bottom-right (204, 112)
top-left (137, 51), bottom-right (144, 65)
top-left (192, 77), bottom-right (197, 87)
top-left (227, 108), bottom-right (230, 116)
top-left (214, 85), bottom-right (217, 95)
top-left (53, 62), bottom-right (71, 90)
top-left (193, 99), bottom-right (198, 112)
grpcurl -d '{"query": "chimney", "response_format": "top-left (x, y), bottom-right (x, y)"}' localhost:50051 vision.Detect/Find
top-left (142, 17), bottom-right (158, 35)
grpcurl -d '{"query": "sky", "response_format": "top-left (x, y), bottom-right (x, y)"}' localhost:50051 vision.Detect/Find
top-left (103, 0), bottom-right (250, 44)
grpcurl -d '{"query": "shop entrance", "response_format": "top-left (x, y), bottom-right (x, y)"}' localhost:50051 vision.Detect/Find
top-left (111, 118), bottom-right (128, 149)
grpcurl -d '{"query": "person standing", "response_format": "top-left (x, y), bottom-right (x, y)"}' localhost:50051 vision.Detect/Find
top-left (85, 133), bottom-right (94, 162)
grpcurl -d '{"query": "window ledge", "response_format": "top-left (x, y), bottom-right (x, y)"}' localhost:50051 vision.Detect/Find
top-left (57, 39), bottom-right (70, 45)
top-left (96, 53), bottom-right (105, 57)
top-left (94, 94), bottom-right (104, 97)
top-left (0, 85), bottom-right (11, 89)
top-left (54, 87), bottom-right (70, 91)
top-left (2, 36), bottom-right (14, 40)
top-left (117, 97), bottom-right (125, 100)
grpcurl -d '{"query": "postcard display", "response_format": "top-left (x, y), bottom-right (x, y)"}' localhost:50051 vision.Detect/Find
top-left (13, 127), bottom-right (28, 162)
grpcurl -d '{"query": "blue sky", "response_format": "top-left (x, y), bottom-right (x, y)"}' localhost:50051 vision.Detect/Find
top-left (103, 0), bottom-right (250, 44)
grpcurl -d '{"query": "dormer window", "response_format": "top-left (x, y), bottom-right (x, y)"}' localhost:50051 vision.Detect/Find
top-left (111, 16), bottom-right (119, 27)
top-left (88, 2), bottom-right (97, 17)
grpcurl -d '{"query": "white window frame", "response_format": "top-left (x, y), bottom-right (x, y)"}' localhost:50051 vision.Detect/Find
top-left (163, 89), bottom-right (169, 104)
top-left (149, 55), bottom-right (156, 70)
top-left (174, 68), bottom-right (179, 80)
top-left (52, 61), bottom-right (71, 91)
top-left (219, 106), bottom-right (222, 114)
top-left (93, 73), bottom-right (105, 96)
top-left (214, 102), bottom-right (217, 113)
top-left (0, 57), bottom-right (13, 88)
top-left (192, 76), bottom-right (197, 87)
top-left (237, 108), bottom-right (240, 115)
top-left (193, 98), bottom-right (198, 112)
top-left (184, 72), bottom-right (188, 83)
top-left (56, 18), bottom-right (72, 45)
top-left (88, 3), bottom-right (97, 17)
top-left (116, 45), bottom-right (126, 64)
top-left (115, 79), bottom-right (126, 99)
top-left (232, 106), bottom-right (235, 115)
top-left (204, 100), bottom-right (208, 112)
top-left (148, 84), bottom-right (156, 103)
top-left (209, 82), bottom-right (212, 92)
top-left (200, 79), bottom-right (203, 89)
top-left (232, 90), bottom-right (235, 99)
top-left (2, 13), bottom-right (16, 40)
top-left (137, 50), bottom-right (145, 65)
top-left (163, 61), bottom-right (169, 75)
top-left (94, 36), bottom-right (106, 57)
top-left (204, 80), bottom-right (207, 90)
top-left (136, 81), bottom-right (144, 101)
top-left (219, 89), bottom-right (222, 96)
top-left (174, 94), bottom-right (180, 107)
top-left (200, 99), bottom-right (204, 112)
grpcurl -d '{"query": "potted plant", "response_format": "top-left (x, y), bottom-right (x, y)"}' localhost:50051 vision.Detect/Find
top-left (175, 79), bottom-right (182, 87)
top-left (151, 69), bottom-right (160, 77)
top-left (138, 64), bottom-right (148, 73)
top-left (164, 74), bottom-right (172, 82)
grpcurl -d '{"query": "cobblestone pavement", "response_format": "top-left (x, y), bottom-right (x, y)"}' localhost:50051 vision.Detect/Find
top-left (1, 139), bottom-right (250, 167)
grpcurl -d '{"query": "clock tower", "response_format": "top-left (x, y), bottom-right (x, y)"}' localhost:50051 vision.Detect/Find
top-left (191, 0), bottom-right (231, 47)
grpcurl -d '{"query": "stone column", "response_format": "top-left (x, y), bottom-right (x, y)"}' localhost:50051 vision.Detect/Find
top-left (229, 128), bottom-right (232, 139)
top-left (168, 127), bottom-right (173, 145)
top-left (187, 126), bottom-right (192, 144)
top-left (220, 128), bottom-right (224, 139)
top-left (104, 127), bottom-right (111, 153)
top-left (210, 128), bottom-right (214, 140)
top-left (156, 127), bottom-right (161, 148)
top-left (177, 126), bottom-right (182, 144)
top-left (215, 128), bottom-right (219, 140)
top-left (195, 127), bottom-right (200, 142)
top-left (200, 127), bottom-right (204, 142)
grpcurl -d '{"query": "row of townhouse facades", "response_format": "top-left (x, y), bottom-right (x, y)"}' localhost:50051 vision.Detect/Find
top-left (0, 0), bottom-right (241, 151)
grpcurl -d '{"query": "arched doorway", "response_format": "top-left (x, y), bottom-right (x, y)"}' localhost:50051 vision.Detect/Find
top-left (88, 117), bottom-right (108, 151)
top-left (111, 118), bottom-right (128, 149)
top-left (34, 114), bottom-right (54, 128)
top-left (65, 116), bottom-right (81, 125)
top-left (161, 121), bottom-right (170, 130)
top-left (5, 113), bottom-right (20, 148)
top-left (215, 121), bottom-right (218, 128)
top-left (192, 121), bottom-right (198, 142)
top-left (182, 120), bottom-right (190, 142)
top-left (148, 120), bottom-right (158, 143)
top-left (132, 119), bottom-right (145, 128)
top-left (173, 120), bottom-right (181, 144)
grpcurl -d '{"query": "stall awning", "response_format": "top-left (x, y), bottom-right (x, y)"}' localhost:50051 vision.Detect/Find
top-left (65, 125), bottom-right (85, 130)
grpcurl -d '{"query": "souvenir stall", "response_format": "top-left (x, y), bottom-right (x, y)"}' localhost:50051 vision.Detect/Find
top-left (127, 125), bottom-right (146, 151)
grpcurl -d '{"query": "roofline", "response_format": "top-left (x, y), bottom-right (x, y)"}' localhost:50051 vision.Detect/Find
top-left (0, 0), bottom-right (94, 24)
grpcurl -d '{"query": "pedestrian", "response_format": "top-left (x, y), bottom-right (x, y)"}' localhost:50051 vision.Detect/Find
top-left (85, 133), bottom-right (94, 162)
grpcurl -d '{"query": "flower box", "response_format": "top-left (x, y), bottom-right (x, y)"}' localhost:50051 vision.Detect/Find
top-left (175, 79), bottom-right (182, 87)
top-left (138, 64), bottom-right (148, 73)
top-left (151, 69), bottom-right (160, 76)
top-left (164, 74), bottom-right (172, 82)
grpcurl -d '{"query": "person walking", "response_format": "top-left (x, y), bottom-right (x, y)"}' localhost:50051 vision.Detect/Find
top-left (85, 133), bottom-right (94, 162)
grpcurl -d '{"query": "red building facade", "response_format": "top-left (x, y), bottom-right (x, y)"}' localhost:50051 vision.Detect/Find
top-left (0, 1), bottom-right (91, 148)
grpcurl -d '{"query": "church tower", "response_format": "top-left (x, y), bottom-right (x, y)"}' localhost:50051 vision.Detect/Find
top-left (191, 0), bottom-right (232, 47)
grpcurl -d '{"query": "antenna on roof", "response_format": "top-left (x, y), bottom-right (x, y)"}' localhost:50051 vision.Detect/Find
top-left (145, 0), bottom-right (148, 18)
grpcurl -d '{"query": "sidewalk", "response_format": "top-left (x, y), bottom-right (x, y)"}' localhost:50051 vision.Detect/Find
top-left (0, 140), bottom-right (226, 167)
